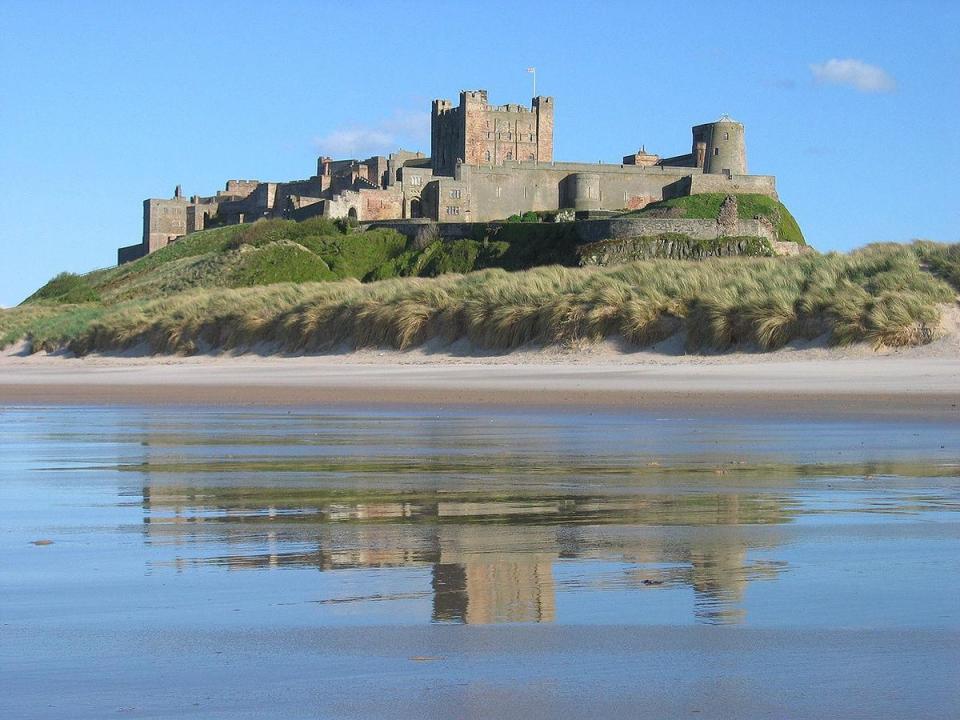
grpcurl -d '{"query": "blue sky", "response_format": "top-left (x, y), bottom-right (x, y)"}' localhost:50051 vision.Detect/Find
top-left (1, 0), bottom-right (957, 306)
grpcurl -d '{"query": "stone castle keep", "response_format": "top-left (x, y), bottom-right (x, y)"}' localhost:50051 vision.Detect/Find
top-left (118, 89), bottom-right (778, 263)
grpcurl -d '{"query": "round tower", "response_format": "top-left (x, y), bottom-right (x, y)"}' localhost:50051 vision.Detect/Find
top-left (566, 172), bottom-right (601, 211)
top-left (694, 116), bottom-right (747, 175)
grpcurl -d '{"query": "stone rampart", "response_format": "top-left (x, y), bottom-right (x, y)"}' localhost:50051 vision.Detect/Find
top-left (117, 243), bottom-right (147, 265)
top-left (687, 173), bottom-right (777, 198)
top-left (366, 216), bottom-right (777, 246)
top-left (573, 217), bottom-right (776, 244)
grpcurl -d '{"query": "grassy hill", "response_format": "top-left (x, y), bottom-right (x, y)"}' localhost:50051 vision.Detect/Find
top-left (3, 238), bottom-right (957, 356)
top-left (5, 198), bottom-right (957, 356)
top-left (23, 218), bottom-right (592, 306)
top-left (21, 194), bottom-right (806, 307)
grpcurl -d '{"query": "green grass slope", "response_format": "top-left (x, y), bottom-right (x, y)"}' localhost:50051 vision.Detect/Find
top-left (629, 193), bottom-right (805, 245)
top-left (19, 218), bottom-right (589, 307)
top-left (3, 241), bottom-right (957, 355)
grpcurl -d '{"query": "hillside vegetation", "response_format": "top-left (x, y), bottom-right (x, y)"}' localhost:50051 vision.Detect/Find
top-left (3, 241), bottom-right (957, 356)
top-left (22, 218), bottom-right (592, 305)
top-left (21, 194), bottom-right (805, 307)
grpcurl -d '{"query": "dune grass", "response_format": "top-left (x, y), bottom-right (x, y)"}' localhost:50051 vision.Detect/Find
top-left (6, 242), bottom-right (953, 356)
top-left (914, 241), bottom-right (960, 291)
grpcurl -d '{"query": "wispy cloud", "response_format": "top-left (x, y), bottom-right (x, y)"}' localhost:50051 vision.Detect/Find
top-left (810, 58), bottom-right (896, 93)
top-left (314, 111), bottom-right (430, 158)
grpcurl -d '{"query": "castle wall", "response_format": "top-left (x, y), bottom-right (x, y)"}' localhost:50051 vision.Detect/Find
top-left (365, 156), bottom-right (389, 187)
top-left (399, 165), bottom-right (434, 218)
top-left (687, 173), bottom-right (777, 198)
top-left (324, 187), bottom-right (404, 222)
top-left (273, 178), bottom-right (327, 216)
top-left (386, 151), bottom-right (428, 187)
top-left (220, 180), bottom-right (260, 198)
top-left (421, 178), bottom-right (468, 221)
top-left (366, 217), bottom-right (777, 245)
top-left (458, 162), bottom-right (700, 222)
top-left (186, 202), bottom-right (219, 233)
top-left (575, 217), bottom-right (776, 244)
top-left (117, 242), bottom-right (147, 265)
top-left (143, 198), bottom-right (188, 252)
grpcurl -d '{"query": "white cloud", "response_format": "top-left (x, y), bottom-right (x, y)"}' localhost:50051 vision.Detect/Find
top-left (314, 110), bottom-right (430, 158)
top-left (810, 58), bottom-right (896, 93)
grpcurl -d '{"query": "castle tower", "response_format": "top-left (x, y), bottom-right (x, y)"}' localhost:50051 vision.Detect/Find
top-left (692, 116), bottom-right (747, 175)
top-left (532, 95), bottom-right (553, 164)
top-left (430, 89), bottom-right (554, 177)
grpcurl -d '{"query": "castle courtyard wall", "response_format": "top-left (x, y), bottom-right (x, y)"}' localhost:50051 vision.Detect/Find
top-left (458, 162), bottom-right (701, 222)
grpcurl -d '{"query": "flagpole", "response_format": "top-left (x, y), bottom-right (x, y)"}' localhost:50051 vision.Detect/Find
top-left (527, 67), bottom-right (536, 98)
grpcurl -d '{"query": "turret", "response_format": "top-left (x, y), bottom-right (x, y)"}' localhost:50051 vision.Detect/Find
top-left (692, 116), bottom-right (747, 175)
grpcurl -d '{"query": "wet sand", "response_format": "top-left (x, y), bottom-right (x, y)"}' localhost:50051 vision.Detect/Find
top-left (3, 404), bottom-right (959, 719)
top-left (8, 624), bottom-right (958, 719)
top-left (1, 351), bottom-right (959, 420)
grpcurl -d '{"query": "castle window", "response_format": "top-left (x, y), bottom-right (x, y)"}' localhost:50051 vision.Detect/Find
top-left (485, 150), bottom-right (491, 162)
top-left (411, 175), bottom-right (422, 186)
top-left (496, 186), bottom-right (502, 198)
top-left (446, 206), bottom-right (460, 215)
top-left (528, 153), bottom-right (535, 161)
top-left (714, 148), bottom-right (720, 156)
top-left (505, 151), bottom-right (512, 160)
top-left (450, 189), bottom-right (462, 199)
top-left (724, 132), bottom-right (729, 140)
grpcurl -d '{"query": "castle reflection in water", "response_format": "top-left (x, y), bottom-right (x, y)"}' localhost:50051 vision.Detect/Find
top-left (141, 488), bottom-right (790, 625)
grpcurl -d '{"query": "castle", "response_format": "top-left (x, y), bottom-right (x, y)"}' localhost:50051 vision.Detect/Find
top-left (118, 89), bottom-right (778, 263)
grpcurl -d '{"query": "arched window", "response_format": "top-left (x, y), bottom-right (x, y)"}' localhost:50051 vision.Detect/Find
top-left (485, 150), bottom-right (491, 162)
top-left (505, 151), bottom-right (512, 160)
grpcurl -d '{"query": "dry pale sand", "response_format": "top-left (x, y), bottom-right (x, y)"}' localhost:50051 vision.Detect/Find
top-left (1, 323), bottom-right (958, 420)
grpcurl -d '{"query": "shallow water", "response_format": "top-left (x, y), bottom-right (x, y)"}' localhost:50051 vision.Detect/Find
top-left (2, 405), bottom-right (959, 718)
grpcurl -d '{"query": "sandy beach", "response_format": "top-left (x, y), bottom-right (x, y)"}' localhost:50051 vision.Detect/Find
top-left (2, 334), bottom-right (958, 420)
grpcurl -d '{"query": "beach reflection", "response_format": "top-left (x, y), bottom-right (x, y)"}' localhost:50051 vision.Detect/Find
top-left (143, 487), bottom-right (793, 624)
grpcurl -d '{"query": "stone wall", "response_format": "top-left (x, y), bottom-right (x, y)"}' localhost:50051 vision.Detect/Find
top-left (578, 235), bottom-right (774, 265)
top-left (575, 217), bottom-right (777, 244)
top-left (325, 187), bottom-right (404, 222)
top-left (273, 178), bottom-right (327, 217)
top-left (143, 198), bottom-right (188, 252)
top-left (186, 202), bottom-right (218, 233)
top-left (687, 172), bottom-right (777, 198)
top-left (366, 216), bottom-right (777, 246)
top-left (117, 242), bottom-right (147, 265)
top-left (220, 180), bottom-right (260, 198)
top-left (458, 161), bottom-right (699, 222)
